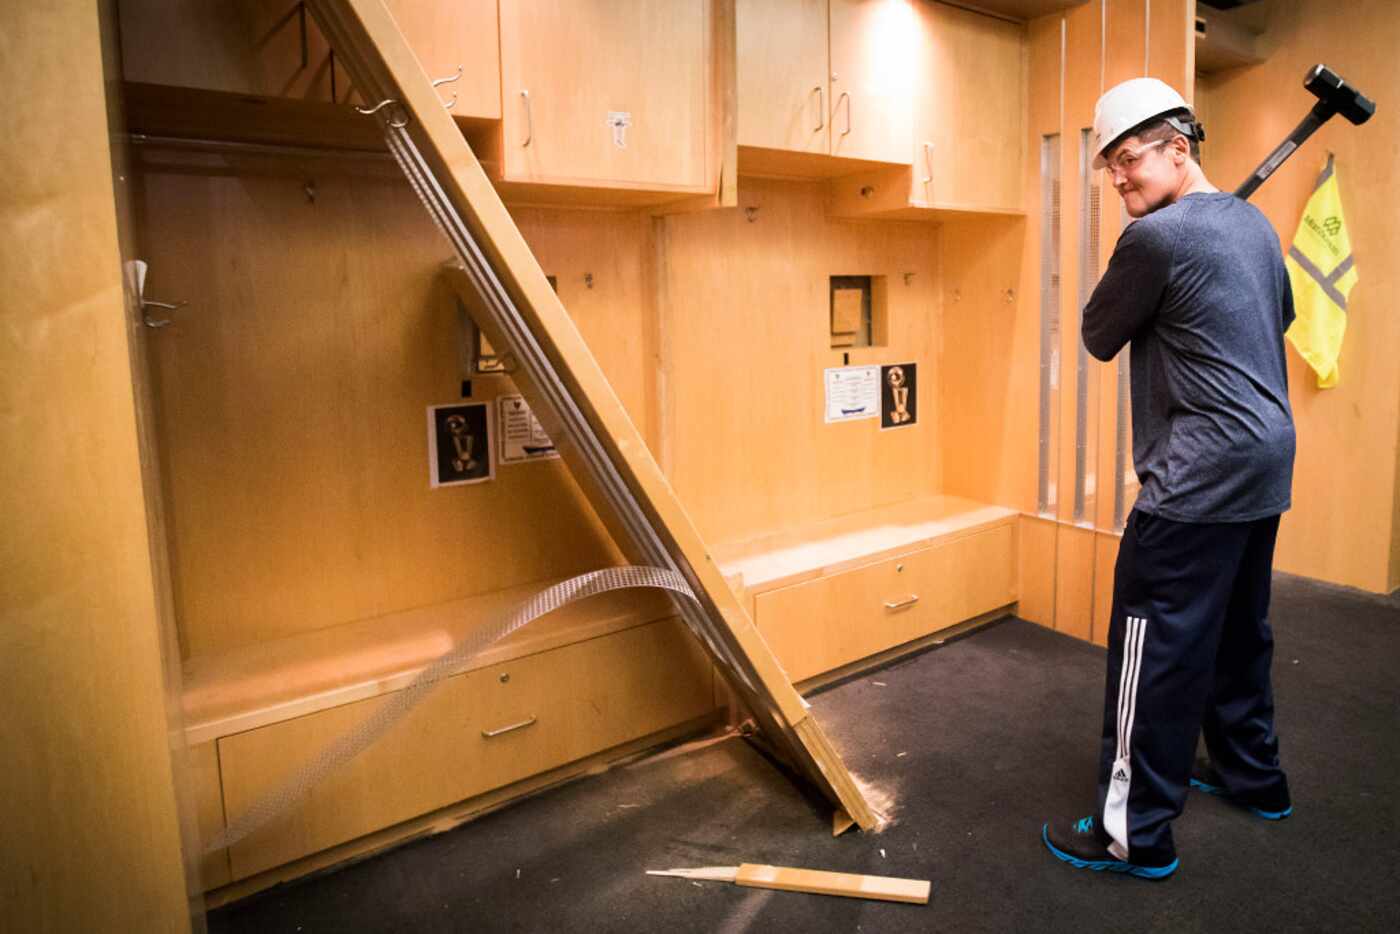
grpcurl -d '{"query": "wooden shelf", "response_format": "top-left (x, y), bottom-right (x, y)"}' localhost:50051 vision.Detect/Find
top-left (712, 494), bottom-right (1019, 596)
top-left (181, 577), bottom-right (677, 745)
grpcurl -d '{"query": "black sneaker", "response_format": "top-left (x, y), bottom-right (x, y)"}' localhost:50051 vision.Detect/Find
top-left (1189, 758), bottom-right (1293, 820)
top-left (1041, 816), bottom-right (1179, 880)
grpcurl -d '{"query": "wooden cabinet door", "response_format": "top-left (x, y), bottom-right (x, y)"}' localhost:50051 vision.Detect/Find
top-left (737, 0), bottom-right (830, 154)
top-left (382, 0), bottom-right (501, 120)
top-left (914, 2), bottom-right (1024, 210)
top-left (827, 0), bottom-right (915, 164)
top-left (120, 0), bottom-right (334, 100)
top-left (498, 0), bottom-right (710, 189)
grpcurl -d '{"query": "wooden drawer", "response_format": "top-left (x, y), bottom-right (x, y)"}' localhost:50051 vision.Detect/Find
top-left (754, 523), bottom-right (1017, 682)
top-left (217, 619), bottom-right (713, 880)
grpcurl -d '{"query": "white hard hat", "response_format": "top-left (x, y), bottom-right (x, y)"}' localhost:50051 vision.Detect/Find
top-left (1091, 77), bottom-right (1201, 168)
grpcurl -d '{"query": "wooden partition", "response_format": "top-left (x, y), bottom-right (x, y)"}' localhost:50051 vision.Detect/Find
top-left (0, 4), bottom-right (194, 931)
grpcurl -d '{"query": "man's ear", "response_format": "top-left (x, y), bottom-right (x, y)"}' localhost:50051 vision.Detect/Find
top-left (1170, 135), bottom-right (1189, 165)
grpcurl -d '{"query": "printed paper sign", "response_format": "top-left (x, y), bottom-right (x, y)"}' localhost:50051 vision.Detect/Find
top-left (497, 394), bottom-right (559, 464)
top-left (824, 365), bottom-right (881, 423)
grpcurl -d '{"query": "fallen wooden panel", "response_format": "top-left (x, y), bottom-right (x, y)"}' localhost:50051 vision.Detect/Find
top-left (306, 0), bottom-right (875, 830)
top-left (648, 863), bottom-right (931, 905)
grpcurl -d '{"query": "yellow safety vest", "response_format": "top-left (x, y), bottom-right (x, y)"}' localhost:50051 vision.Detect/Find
top-left (1284, 153), bottom-right (1357, 389)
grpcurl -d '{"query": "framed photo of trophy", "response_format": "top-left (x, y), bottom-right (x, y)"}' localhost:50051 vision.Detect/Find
top-left (880, 362), bottom-right (918, 430)
top-left (427, 402), bottom-right (495, 487)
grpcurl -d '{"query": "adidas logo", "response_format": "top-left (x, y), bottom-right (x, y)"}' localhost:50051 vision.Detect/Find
top-left (1113, 768), bottom-right (1129, 782)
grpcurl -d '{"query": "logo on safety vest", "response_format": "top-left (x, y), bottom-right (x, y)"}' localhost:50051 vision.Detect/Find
top-left (1322, 216), bottom-right (1342, 237)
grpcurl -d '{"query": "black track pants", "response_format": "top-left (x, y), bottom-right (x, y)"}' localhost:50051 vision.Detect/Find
top-left (1094, 509), bottom-right (1288, 866)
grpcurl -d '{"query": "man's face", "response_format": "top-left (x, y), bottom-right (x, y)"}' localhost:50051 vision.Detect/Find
top-left (1103, 135), bottom-right (1186, 217)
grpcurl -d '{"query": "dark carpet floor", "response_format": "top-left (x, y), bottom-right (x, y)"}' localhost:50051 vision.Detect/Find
top-left (209, 573), bottom-right (1400, 933)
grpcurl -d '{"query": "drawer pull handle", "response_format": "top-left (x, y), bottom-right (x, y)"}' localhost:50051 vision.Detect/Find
top-left (884, 595), bottom-right (920, 610)
top-left (482, 715), bottom-right (538, 738)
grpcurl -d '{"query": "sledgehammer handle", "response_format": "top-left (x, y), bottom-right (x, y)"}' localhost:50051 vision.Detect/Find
top-left (1233, 104), bottom-right (1331, 202)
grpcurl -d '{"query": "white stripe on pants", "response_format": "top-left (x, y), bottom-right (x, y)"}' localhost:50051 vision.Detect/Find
top-left (1105, 616), bottom-right (1147, 861)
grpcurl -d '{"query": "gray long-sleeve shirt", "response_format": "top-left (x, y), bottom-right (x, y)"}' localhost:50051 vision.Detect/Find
top-left (1082, 191), bottom-right (1295, 523)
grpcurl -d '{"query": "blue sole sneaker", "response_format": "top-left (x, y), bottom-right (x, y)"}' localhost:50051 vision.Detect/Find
top-left (1041, 817), bottom-right (1179, 880)
top-left (1190, 759), bottom-right (1293, 820)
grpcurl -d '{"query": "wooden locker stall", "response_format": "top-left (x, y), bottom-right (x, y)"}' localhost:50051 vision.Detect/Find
top-left (101, 0), bottom-right (1047, 908)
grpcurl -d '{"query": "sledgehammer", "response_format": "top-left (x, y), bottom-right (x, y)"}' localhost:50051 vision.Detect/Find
top-left (1234, 64), bottom-right (1375, 201)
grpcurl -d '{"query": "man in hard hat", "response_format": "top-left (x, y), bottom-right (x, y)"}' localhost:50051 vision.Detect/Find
top-left (1041, 78), bottom-right (1296, 880)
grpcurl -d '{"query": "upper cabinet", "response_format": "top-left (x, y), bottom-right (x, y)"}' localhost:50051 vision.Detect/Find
top-left (827, 0), bottom-right (918, 164)
top-left (119, 0), bottom-right (501, 120)
top-left (827, 1), bottom-right (1025, 217)
top-left (737, 0), bottom-right (915, 167)
top-left (912, 1), bottom-right (1023, 212)
top-left (736, 0), bottom-right (830, 156)
top-left (497, 1), bottom-right (712, 192)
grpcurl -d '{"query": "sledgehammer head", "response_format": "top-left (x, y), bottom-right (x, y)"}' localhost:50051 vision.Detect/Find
top-left (1305, 64), bottom-right (1376, 125)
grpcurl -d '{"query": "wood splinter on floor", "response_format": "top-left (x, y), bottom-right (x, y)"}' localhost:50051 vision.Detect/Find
top-left (646, 864), bottom-right (930, 905)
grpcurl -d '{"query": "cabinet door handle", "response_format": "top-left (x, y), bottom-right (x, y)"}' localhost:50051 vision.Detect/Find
top-left (884, 595), bottom-right (920, 610)
top-left (814, 85), bottom-right (825, 132)
top-left (922, 141), bottom-right (934, 184)
top-left (836, 91), bottom-right (852, 137)
top-left (520, 89), bottom-right (533, 147)
top-left (482, 715), bottom-right (537, 738)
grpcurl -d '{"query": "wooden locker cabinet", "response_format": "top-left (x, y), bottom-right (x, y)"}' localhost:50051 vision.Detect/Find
top-left (736, 0), bottom-right (830, 155)
top-left (498, 0), bottom-right (712, 190)
top-left (911, 1), bottom-right (1024, 212)
top-left (737, 0), bottom-right (914, 166)
top-left (754, 548), bottom-right (940, 683)
top-left (217, 619), bottom-right (714, 880)
top-left (827, 0), bottom-right (916, 164)
top-left (753, 524), bottom-right (1016, 683)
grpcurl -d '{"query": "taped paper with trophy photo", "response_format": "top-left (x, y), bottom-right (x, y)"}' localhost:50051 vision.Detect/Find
top-left (880, 363), bottom-right (917, 430)
top-left (428, 402), bottom-right (495, 487)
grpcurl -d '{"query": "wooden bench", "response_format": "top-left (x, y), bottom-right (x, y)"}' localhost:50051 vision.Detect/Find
top-left (715, 495), bottom-right (1020, 688)
top-left (186, 579), bottom-right (717, 899)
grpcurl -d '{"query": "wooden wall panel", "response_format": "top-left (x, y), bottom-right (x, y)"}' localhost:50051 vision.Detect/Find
top-left (1017, 12), bottom-right (1063, 631)
top-left (938, 215), bottom-right (1031, 508)
top-left (1017, 515), bottom-right (1057, 627)
top-left (510, 208), bottom-right (657, 448)
top-left (1053, 525), bottom-right (1096, 641)
top-left (1147, 0), bottom-right (1195, 103)
top-left (658, 177), bottom-right (941, 547)
top-left (136, 167), bottom-right (661, 656)
top-left (1092, 530), bottom-right (1117, 646)
top-left (0, 4), bottom-right (192, 930)
top-left (1058, 1), bottom-right (1105, 539)
top-left (1198, 1), bottom-right (1400, 592)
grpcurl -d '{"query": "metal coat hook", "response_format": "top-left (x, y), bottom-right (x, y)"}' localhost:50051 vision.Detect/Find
top-left (142, 299), bottom-right (188, 329)
top-left (432, 66), bottom-right (463, 89)
top-left (583, 273), bottom-right (594, 289)
top-left (434, 66), bottom-right (462, 111)
top-left (125, 259), bottom-right (188, 329)
top-left (355, 98), bottom-right (409, 129)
